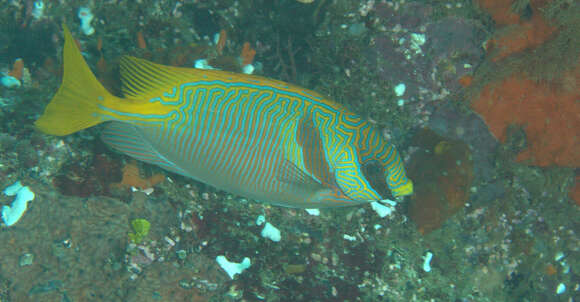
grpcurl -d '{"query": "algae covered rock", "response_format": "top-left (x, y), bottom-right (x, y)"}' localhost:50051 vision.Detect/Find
top-left (406, 128), bottom-right (474, 234)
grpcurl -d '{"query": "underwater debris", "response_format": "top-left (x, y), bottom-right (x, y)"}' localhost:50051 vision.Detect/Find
top-left (422, 251), bottom-right (433, 272)
top-left (257, 216), bottom-right (282, 242)
top-left (0, 75), bottom-right (20, 88)
top-left (31, 1), bottom-right (45, 20)
top-left (370, 199), bottom-right (396, 218)
top-left (1, 58), bottom-right (24, 88)
top-left (394, 83), bottom-right (406, 97)
top-left (78, 7), bottom-right (95, 35)
top-left (255, 214), bottom-right (266, 226)
top-left (1, 181), bottom-right (35, 226)
top-left (19, 252), bottom-right (34, 266)
top-left (194, 59), bottom-right (216, 70)
top-left (305, 208), bottom-right (320, 216)
top-left (343, 234), bottom-right (356, 241)
top-left (261, 222), bottom-right (282, 242)
top-left (216, 255), bottom-right (251, 279)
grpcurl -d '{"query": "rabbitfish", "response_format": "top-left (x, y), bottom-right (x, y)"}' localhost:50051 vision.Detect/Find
top-left (35, 24), bottom-right (413, 208)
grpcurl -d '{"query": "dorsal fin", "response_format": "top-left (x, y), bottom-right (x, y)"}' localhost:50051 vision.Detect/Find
top-left (119, 56), bottom-right (188, 100)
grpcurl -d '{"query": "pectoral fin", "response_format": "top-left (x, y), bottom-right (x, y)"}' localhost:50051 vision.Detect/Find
top-left (278, 160), bottom-right (324, 191)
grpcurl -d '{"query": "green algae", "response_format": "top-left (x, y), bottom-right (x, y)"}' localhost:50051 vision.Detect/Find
top-left (129, 218), bottom-right (151, 244)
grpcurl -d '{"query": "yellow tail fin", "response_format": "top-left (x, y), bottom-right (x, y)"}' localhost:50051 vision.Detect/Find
top-left (35, 24), bottom-right (118, 136)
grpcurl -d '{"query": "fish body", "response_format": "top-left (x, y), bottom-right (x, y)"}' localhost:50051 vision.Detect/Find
top-left (36, 25), bottom-right (413, 208)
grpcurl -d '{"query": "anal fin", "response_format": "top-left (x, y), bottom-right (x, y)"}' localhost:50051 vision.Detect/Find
top-left (101, 122), bottom-right (190, 177)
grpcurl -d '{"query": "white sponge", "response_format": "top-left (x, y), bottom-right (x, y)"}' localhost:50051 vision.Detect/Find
top-left (2, 181), bottom-right (35, 226)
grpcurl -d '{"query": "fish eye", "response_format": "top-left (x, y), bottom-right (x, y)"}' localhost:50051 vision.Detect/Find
top-left (360, 160), bottom-right (391, 199)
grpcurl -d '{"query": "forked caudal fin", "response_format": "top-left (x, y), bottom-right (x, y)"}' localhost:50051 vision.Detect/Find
top-left (35, 23), bottom-right (118, 136)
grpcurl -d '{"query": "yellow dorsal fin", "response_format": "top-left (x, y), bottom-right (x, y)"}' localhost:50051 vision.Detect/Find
top-left (120, 56), bottom-right (188, 100)
top-left (120, 56), bottom-right (292, 101)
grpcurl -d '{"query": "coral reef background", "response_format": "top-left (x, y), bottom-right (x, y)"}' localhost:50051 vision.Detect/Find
top-left (0, 0), bottom-right (578, 301)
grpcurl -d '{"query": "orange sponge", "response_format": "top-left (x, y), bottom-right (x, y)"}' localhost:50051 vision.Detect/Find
top-left (472, 67), bottom-right (580, 167)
